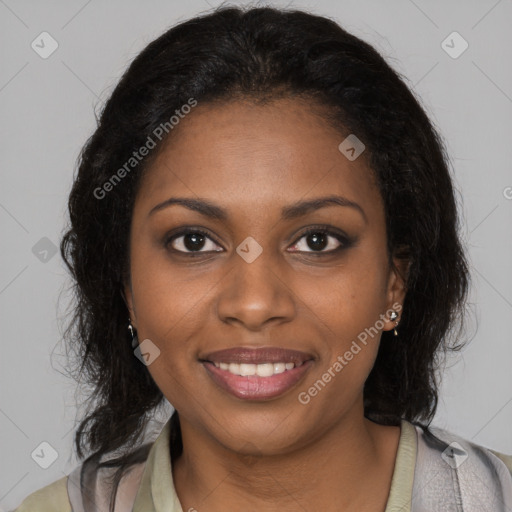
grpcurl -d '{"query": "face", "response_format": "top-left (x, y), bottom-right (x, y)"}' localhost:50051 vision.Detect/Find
top-left (124, 97), bottom-right (406, 456)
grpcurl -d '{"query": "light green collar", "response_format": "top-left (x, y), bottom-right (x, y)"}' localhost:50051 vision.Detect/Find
top-left (133, 418), bottom-right (417, 511)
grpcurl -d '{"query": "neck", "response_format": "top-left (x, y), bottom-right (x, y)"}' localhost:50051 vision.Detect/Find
top-left (172, 405), bottom-right (401, 512)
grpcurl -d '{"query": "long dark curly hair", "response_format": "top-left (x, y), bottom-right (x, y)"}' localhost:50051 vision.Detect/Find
top-left (59, 4), bottom-right (470, 507)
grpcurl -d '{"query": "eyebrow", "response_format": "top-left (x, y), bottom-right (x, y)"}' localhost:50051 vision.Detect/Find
top-left (148, 195), bottom-right (367, 223)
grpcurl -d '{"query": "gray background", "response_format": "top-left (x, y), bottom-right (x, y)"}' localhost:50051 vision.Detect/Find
top-left (1, 0), bottom-right (511, 509)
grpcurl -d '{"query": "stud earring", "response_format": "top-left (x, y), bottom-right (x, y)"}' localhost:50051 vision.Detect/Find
top-left (128, 319), bottom-right (138, 348)
top-left (389, 310), bottom-right (400, 337)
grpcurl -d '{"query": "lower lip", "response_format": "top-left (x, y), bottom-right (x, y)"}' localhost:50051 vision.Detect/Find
top-left (202, 360), bottom-right (313, 400)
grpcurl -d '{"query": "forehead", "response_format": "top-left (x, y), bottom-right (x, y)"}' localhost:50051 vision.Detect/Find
top-left (135, 97), bottom-right (382, 222)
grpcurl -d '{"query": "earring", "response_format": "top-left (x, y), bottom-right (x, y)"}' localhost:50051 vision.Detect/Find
top-left (389, 310), bottom-right (400, 337)
top-left (128, 319), bottom-right (138, 348)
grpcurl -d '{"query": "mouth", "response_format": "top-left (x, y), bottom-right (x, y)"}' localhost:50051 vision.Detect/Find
top-left (200, 347), bottom-right (314, 400)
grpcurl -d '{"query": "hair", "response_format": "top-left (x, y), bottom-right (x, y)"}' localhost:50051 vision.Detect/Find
top-left (59, 4), bottom-right (470, 509)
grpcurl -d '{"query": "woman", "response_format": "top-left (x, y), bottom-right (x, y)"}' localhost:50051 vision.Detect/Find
top-left (15, 5), bottom-right (512, 512)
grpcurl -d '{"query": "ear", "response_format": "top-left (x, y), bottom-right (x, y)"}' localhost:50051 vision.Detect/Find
top-left (121, 280), bottom-right (137, 329)
top-left (383, 256), bottom-right (409, 331)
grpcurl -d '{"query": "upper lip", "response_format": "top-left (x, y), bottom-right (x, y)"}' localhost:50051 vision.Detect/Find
top-left (201, 347), bottom-right (314, 365)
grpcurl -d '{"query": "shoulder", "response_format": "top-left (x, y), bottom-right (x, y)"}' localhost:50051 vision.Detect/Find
top-left (410, 421), bottom-right (512, 509)
top-left (13, 442), bottom-right (152, 512)
top-left (490, 449), bottom-right (512, 476)
top-left (419, 422), bottom-right (512, 475)
top-left (14, 476), bottom-right (70, 512)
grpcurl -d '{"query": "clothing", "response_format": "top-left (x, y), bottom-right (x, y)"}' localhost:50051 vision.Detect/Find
top-left (14, 418), bottom-right (512, 511)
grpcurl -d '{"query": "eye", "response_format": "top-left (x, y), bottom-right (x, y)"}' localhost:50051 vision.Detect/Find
top-left (288, 226), bottom-right (352, 255)
top-left (166, 228), bottom-right (223, 255)
top-left (165, 225), bottom-right (354, 257)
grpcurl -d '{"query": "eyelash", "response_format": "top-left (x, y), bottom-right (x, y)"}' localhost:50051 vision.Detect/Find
top-left (164, 225), bottom-right (355, 258)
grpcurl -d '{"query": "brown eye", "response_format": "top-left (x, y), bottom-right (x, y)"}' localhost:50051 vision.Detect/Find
top-left (304, 232), bottom-right (329, 251)
top-left (288, 227), bottom-right (354, 255)
top-left (166, 229), bottom-right (223, 254)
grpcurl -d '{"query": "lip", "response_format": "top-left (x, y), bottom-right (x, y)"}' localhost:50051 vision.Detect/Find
top-left (202, 347), bottom-right (313, 365)
top-left (200, 347), bottom-right (314, 400)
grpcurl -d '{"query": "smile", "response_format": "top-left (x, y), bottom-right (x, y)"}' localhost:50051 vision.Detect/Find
top-left (200, 346), bottom-right (314, 400)
top-left (213, 361), bottom-right (301, 376)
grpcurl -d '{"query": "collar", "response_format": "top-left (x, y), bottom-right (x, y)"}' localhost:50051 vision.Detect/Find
top-left (132, 418), bottom-right (417, 511)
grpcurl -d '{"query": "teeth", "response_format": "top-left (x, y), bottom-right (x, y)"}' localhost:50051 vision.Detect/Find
top-left (273, 363), bottom-right (285, 374)
top-left (256, 363), bottom-right (274, 377)
top-left (213, 361), bottom-right (299, 376)
top-left (239, 363), bottom-right (256, 376)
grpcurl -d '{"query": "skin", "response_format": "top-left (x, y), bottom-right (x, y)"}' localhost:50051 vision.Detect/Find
top-left (124, 97), bottom-right (408, 511)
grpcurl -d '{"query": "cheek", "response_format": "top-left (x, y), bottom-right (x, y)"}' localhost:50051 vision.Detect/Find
top-left (304, 253), bottom-right (389, 341)
top-left (131, 234), bottom-right (219, 330)
top-left (297, 255), bottom-right (389, 392)
top-left (128, 251), bottom-right (217, 385)
top-left (295, 277), bottom-right (385, 418)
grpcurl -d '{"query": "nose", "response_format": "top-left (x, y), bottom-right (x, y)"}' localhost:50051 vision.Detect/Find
top-left (216, 247), bottom-right (296, 331)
